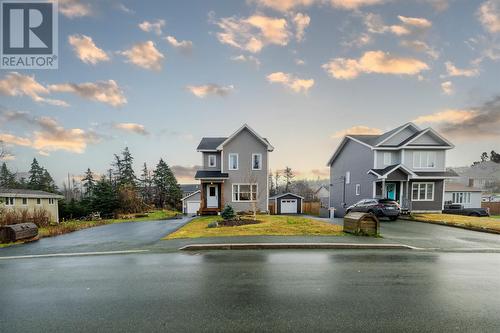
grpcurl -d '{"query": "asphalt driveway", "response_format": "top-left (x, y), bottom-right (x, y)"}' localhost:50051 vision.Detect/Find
top-left (0, 216), bottom-right (193, 257)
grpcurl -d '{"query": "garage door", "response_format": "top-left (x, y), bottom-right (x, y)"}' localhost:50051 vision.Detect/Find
top-left (281, 199), bottom-right (297, 214)
top-left (186, 201), bottom-right (200, 214)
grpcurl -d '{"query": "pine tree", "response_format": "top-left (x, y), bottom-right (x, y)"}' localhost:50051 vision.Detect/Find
top-left (91, 177), bottom-right (119, 217)
top-left (153, 159), bottom-right (182, 209)
top-left (82, 168), bottom-right (95, 197)
top-left (283, 166), bottom-right (294, 192)
top-left (40, 168), bottom-right (57, 192)
top-left (28, 158), bottom-right (44, 190)
top-left (120, 147), bottom-right (136, 187)
top-left (140, 162), bottom-right (153, 204)
top-left (0, 163), bottom-right (16, 188)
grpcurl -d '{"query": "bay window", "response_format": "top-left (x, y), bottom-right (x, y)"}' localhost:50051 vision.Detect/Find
top-left (232, 184), bottom-right (257, 202)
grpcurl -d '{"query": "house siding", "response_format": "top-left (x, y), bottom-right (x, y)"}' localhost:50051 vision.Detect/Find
top-left (374, 150), bottom-right (401, 169)
top-left (202, 152), bottom-right (222, 170)
top-left (444, 191), bottom-right (482, 208)
top-left (383, 127), bottom-right (417, 146)
top-left (402, 149), bottom-right (446, 171)
top-left (1, 197), bottom-right (59, 222)
top-left (222, 128), bottom-right (268, 212)
top-left (408, 179), bottom-right (444, 211)
top-left (329, 139), bottom-right (376, 217)
top-left (181, 192), bottom-right (201, 213)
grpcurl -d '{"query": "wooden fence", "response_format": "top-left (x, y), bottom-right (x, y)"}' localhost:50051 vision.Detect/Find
top-left (303, 201), bottom-right (320, 216)
top-left (482, 202), bottom-right (500, 215)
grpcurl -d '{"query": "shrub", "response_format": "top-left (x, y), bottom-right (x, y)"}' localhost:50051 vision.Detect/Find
top-left (208, 221), bottom-right (218, 228)
top-left (32, 207), bottom-right (50, 227)
top-left (221, 205), bottom-right (236, 221)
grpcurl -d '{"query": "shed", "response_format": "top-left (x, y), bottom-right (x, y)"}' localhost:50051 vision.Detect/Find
top-left (269, 193), bottom-right (304, 214)
top-left (180, 190), bottom-right (201, 215)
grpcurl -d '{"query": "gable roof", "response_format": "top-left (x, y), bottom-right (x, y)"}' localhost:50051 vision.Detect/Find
top-left (196, 124), bottom-right (273, 152)
top-left (375, 122), bottom-right (420, 146)
top-left (368, 164), bottom-right (416, 178)
top-left (197, 137), bottom-right (227, 151)
top-left (269, 192), bottom-right (304, 200)
top-left (180, 184), bottom-right (200, 194)
top-left (444, 183), bottom-right (482, 192)
top-left (0, 188), bottom-right (64, 199)
top-left (180, 190), bottom-right (201, 201)
top-left (217, 124), bottom-right (274, 151)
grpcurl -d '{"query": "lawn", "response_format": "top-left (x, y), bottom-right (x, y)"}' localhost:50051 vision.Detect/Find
top-left (164, 215), bottom-right (344, 240)
top-left (411, 213), bottom-right (500, 233)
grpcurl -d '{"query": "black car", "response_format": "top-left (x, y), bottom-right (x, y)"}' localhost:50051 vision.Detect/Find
top-left (346, 198), bottom-right (400, 220)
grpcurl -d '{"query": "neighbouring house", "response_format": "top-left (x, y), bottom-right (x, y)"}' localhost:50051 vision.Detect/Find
top-left (452, 161), bottom-right (500, 192)
top-left (314, 185), bottom-right (329, 201)
top-left (444, 182), bottom-right (482, 208)
top-left (181, 190), bottom-right (201, 215)
top-left (327, 122), bottom-right (458, 217)
top-left (194, 124), bottom-right (273, 215)
top-left (0, 188), bottom-right (64, 223)
top-left (180, 184), bottom-right (200, 198)
top-left (269, 193), bottom-right (303, 214)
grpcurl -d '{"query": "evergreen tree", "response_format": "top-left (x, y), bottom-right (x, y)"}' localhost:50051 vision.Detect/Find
top-left (120, 147), bottom-right (136, 187)
top-left (0, 163), bottom-right (17, 188)
top-left (153, 159), bottom-right (182, 209)
top-left (283, 166), bottom-right (294, 192)
top-left (28, 158), bottom-right (44, 190)
top-left (40, 168), bottom-right (57, 192)
top-left (91, 177), bottom-right (119, 217)
top-left (82, 168), bottom-right (95, 197)
top-left (140, 162), bottom-right (153, 204)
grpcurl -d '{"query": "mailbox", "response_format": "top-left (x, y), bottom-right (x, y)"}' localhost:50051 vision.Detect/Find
top-left (343, 212), bottom-right (379, 236)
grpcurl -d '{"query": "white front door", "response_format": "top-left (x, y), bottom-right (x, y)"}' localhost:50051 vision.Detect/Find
top-left (281, 199), bottom-right (297, 214)
top-left (207, 185), bottom-right (218, 208)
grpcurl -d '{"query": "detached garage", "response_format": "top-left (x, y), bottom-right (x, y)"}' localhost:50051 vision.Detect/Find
top-left (181, 190), bottom-right (201, 215)
top-left (269, 193), bottom-right (304, 215)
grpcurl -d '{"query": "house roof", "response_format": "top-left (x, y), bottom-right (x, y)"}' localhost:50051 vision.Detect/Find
top-left (180, 190), bottom-right (201, 201)
top-left (196, 137), bottom-right (227, 151)
top-left (0, 188), bottom-right (64, 199)
top-left (194, 170), bottom-right (229, 179)
top-left (197, 124), bottom-right (273, 152)
top-left (368, 164), bottom-right (416, 178)
top-left (180, 184), bottom-right (200, 194)
top-left (444, 183), bottom-right (482, 192)
top-left (269, 192), bottom-right (304, 200)
top-left (413, 170), bottom-right (459, 178)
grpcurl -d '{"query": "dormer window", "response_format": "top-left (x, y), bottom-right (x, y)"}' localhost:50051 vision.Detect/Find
top-left (252, 154), bottom-right (262, 170)
top-left (229, 153), bottom-right (239, 170)
top-left (208, 155), bottom-right (216, 168)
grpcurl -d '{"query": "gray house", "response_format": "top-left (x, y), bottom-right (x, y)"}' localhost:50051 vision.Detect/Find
top-left (327, 123), bottom-right (458, 217)
top-left (194, 124), bottom-right (273, 215)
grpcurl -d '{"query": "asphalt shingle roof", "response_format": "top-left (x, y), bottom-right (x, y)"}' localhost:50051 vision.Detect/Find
top-left (194, 170), bottom-right (229, 179)
top-left (196, 137), bottom-right (227, 151)
top-left (0, 188), bottom-right (63, 198)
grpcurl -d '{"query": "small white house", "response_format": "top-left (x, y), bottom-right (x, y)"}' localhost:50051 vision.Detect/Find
top-left (0, 188), bottom-right (64, 223)
top-left (444, 183), bottom-right (482, 208)
top-left (181, 190), bottom-right (200, 215)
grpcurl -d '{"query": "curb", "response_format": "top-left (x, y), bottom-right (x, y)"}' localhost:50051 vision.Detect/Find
top-left (406, 218), bottom-right (500, 235)
top-left (179, 243), bottom-right (421, 251)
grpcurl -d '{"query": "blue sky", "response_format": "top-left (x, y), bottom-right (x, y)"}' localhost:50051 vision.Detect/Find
top-left (1, 0), bottom-right (500, 185)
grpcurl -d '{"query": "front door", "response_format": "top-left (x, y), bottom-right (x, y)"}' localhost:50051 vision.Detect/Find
top-left (386, 183), bottom-right (396, 200)
top-left (206, 185), bottom-right (218, 208)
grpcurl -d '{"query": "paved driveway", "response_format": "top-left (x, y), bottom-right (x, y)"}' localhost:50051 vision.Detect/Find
top-left (0, 216), bottom-right (193, 257)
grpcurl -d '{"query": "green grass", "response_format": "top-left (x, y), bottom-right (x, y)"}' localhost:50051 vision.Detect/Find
top-left (411, 213), bottom-right (500, 232)
top-left (164, 215), bottom-right (344, 240)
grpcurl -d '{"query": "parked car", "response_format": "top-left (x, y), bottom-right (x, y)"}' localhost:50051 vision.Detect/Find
top-left (346, 199), bottom-right (400, 220)
top-left (442, 204), bottom-right (490, 217)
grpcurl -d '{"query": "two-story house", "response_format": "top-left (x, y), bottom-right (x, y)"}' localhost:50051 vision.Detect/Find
top-left (192, 124), bottom-right (273, 215)
top-left (327, 123), bottom-right (458, 217)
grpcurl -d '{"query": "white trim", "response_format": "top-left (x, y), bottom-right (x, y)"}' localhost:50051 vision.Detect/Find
top-left (197, 149), bottom-right (218, 152)
top-left (412, 151), bottom-right (437, 169)
top-left (180, 190), bottom-right (201, 201)
top-left (208, 154), bottom-right (217, 168)
top-left (232, 183), bottom-right (258, 202)
top-left (216, 124), bottom-right (274, 151)
top-left (4, 197), bottom-right (15, 206)
top-left (367, 164), bottom-right (417, 179)
top-left (376, 122), bottom-right (420, 147)
top-left (345, 171), bottom-right (351, 184)
top-left (221, 150), bottom-right (224, 173)
top-left (355, 184), bottom-right (360, 196)
top-left (228, 153), bottom-right (239, 170)
top-left (269, 192), bottom-right (305, 200)
top-left (251, 153), bottom-right (262, 170)
top-left (411, 182), bottom-right (435, 201)
top-left (372, 182), bottom-right (376, 197)
top-left (346, 136), bottom-right (374, 149)
top-left (402, 127), bottom-right (455, 149)
top-left (373, 150), bottom-right (377, 168)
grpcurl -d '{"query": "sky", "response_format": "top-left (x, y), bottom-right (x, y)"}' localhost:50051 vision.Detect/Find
top-left (1, 0), bottom-right (500, 185)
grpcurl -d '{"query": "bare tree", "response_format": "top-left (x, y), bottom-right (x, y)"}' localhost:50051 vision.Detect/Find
top-left (245, 173), bottom-right (267, 220)
top-left (283, 166), bottom-right (294, 192)
top-left (274, 170), bottom-right (281, 194)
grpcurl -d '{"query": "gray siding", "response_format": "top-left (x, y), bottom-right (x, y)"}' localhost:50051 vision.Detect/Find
top-left (383, 127), bottom-right (417, 146)
top-left (410, 132), bottom-right (444, 145)
top-left (402, 149), bottom-right (446, 171)
top-left (181, 192), bottom-right (200, 213)
top-left (409, 180), bottom-right (444, 211)
top-left (202, 152), bottom-right (221, 170)
top-left (329, 139), bottom-right (377, 217)
top-left (222, 128), bottom-right (268, 212)
top-left (444, 191), bottom-right (482, 208)
top-left (374, 150), bottom-right (401, 169)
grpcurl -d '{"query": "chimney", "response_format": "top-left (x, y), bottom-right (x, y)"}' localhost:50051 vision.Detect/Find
top-left (468, 178), bottom-right (474, 187)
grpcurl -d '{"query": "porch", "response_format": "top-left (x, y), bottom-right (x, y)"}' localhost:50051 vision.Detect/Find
top-left (199, 181), bottom-right (224, 215)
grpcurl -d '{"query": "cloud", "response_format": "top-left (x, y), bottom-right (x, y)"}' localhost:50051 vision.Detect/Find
top-left (186, 84), bottom-right (234, 98)
top-left (322, 50), bottom-right (429, 79)
top-left (444, 61), bottom-right (480, 77)
top-left (251, 0), bottom-right (316, 12)
top-left (171, 165), bottom-right (201, 181)
top-left (0, 153), bottom-right (15, 161)
top-left (49, 80), bottom-right (127, 107)
top-left (266, 72), bottom-right (314, 93)
top-left (213, 13), bottom-right (290, 53)
top-left (119, 41), bottom-right (165, 71)
top-left (295, 58), bottom-right (306, 65)
top-left (230, 54), bottom-right (261, 67)
top-left (330, 0), bottom-right (387, 10)
top-left (114, 123), bottom-right (149, 135)
top-left (0, 72), bottom-right (68, 106)
top-left (164, 36), bottom-right (193, 54)
top-left (397, 15), bottom-right (432, 29)
top-left (58, 0), bottom-right (92, 18)
top-left (0, 133), bottom-right (32, 146)
top-left (116, 3), bottom-right (134, 14)
top-left (68, 34), bottom-right (110, 65)
top-left (414, 109), bottom-right (476, 125)
top-left (292, 13), bottom-right (310, 41)
top-left (138, 19), bottom-right (166, 35)
top-left (400, 40), bottom-right (439, 59)
top-left (424, 0), bottom-right (449, 12)
top-left (441, 81), bottom-right (454, 95)
top-left (363, 13), bottom-right (431, 36)
top-left (331, 125), bottom-right (382, 138)
top-left (478, 0), bottom-right (500, 33)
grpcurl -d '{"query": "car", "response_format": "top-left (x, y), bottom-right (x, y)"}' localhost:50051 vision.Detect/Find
top-left (346, 198), bottom-right (400, 220)
top-left (442, 204), bottom-right (490, 217)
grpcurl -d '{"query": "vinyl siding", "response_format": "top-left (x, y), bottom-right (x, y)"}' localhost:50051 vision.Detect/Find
top-left (1, 197), bottom-right (59, 222)
top-left (202, 152), bottom-right (222, 170)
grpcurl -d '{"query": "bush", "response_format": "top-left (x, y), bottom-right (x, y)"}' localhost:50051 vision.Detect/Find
top-left (208, 221), bottom-right (218, 228)
top-left (221, 205), bottom-right (236, 221)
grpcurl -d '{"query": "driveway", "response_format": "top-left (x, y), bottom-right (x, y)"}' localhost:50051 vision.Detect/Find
top-left (0, 216), bottom-right (193, 257)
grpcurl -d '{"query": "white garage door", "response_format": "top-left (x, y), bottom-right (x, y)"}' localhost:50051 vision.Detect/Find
top-left (186, 201), bottom-right (200, 214)
top-left (281, 199), bottom-right (297, 214)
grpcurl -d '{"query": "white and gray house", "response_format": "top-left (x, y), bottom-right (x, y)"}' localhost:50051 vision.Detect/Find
top-left (183, 124), bottom-right (273, 215)
top-left (327, 123), bottom-right (458, 217)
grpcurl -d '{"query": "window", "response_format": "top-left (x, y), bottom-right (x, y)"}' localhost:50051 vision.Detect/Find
top-left (36, 198), bottom-right (41, 205)
top-left (413, 151), bottom-right (436, 168)
top-left (252, 153), bottom-right (262, 170)
top-left (229, 153), bottom-right (239, 170)
top-left (452, 192), bottom-right (471, 204)
top-left (48, 198), bottom-right (55, 205)
top-left (355, 184), bottom-right (361, 195)
top-left (4, 197), bottom-right (14, 206)
top-left (232, 184), bottom-right (257, 202)
top-left (345, 171), bottom-right (351, 184)
top-left (411, 183), bottom-right (434, 201)
top-left (22, 198), bottom-right (28, 205)
top-left (208, 155), bottom-right (216, 168)
top-left (383, 152), bottom-right (392, 166)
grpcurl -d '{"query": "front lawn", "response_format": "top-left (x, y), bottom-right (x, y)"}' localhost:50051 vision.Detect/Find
top-left (164, 215), bottom-right (343, 239)
top-left (411, 213), bottom-right (500, 233)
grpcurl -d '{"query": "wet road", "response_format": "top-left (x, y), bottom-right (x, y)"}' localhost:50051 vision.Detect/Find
top-left (1, 250), bottom-right (500, 332)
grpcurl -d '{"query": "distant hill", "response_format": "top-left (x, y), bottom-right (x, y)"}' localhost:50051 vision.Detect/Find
top-left (451, 161), bottom-right (500, 192)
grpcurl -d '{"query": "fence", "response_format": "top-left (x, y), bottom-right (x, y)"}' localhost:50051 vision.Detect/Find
top-left (303, 201), bottom-right (320, 216)
top-left (482, 202), bottom-right (500, 215)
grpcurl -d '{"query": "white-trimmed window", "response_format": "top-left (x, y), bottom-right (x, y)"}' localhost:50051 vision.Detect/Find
top-left (4, 197), bottom-right (15, 206)
top-left (451, 192), bottom-right (471, 204)
top-left (383, 152), bottom-right (392, 166)
top-left (232, 184), bottom-right (257, 202)
top-left (22, 198), bottom-right (28, 205)
top-left (48, 198), bottom-right (55, 205)
top-left (228, 153), bottom-right (239, 170)
top-left (208, 155), bottom-right (216, 168)
top-left (355, 184), bottom-right (361, 196)
top-left (412, 182), bottom-right (434, 201)
top-left (413, 151), bottom-right (436, 168)
top-left (252, 153), bottom-right (262, 170)
top-left (345, 171), bottom-right (351, 184)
